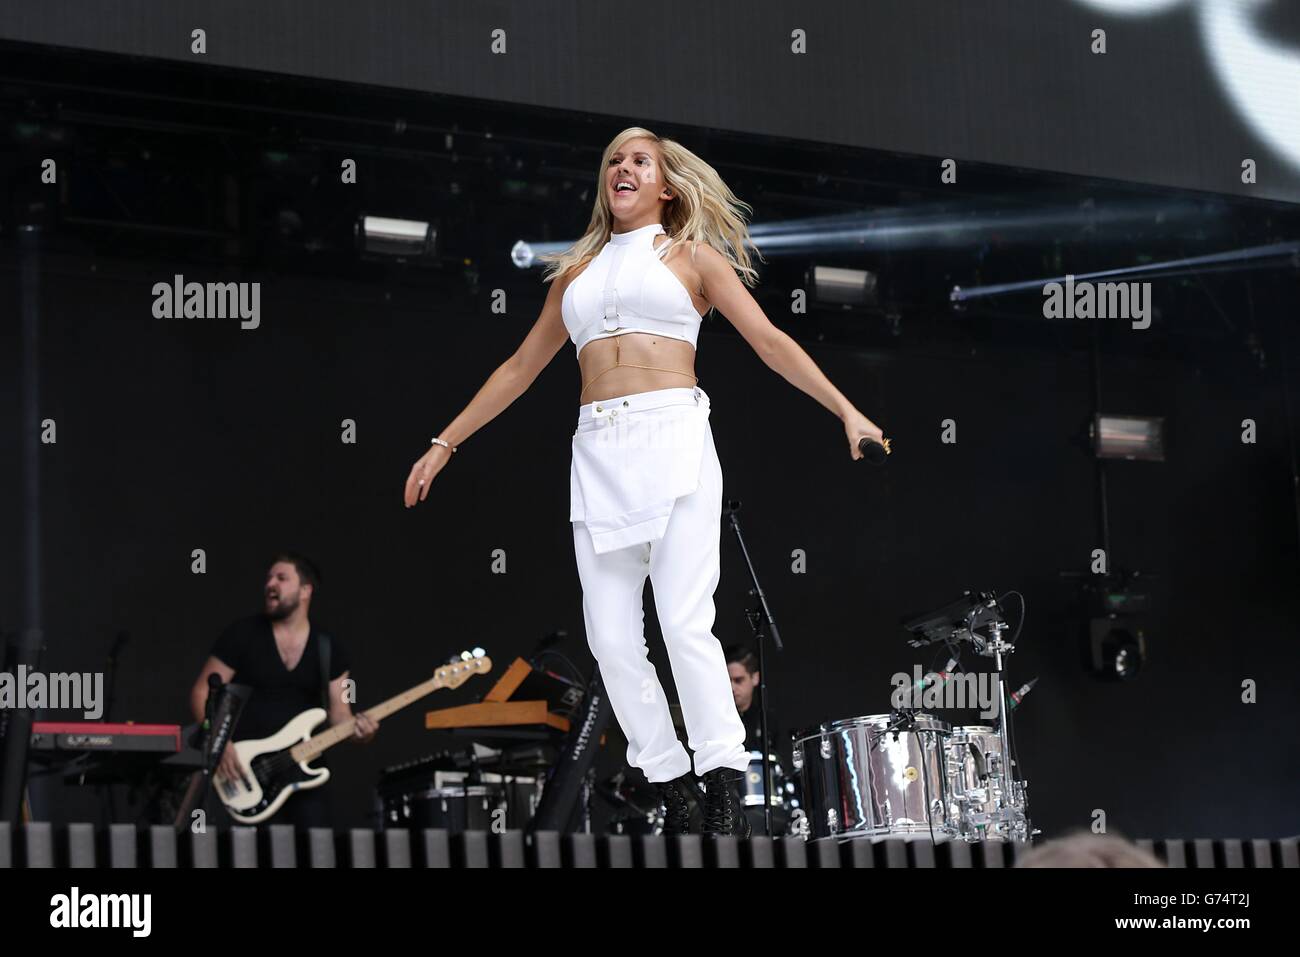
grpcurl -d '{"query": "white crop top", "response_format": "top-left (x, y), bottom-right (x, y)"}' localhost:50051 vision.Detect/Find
top-left (561, 222), bottom-right (706, 356)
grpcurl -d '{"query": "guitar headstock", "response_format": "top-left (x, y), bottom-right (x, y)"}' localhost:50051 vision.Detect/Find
top-left (434, 649), bottom-right (493, 689)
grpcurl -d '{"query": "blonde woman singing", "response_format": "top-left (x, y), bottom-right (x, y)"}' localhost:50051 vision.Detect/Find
top-left (403, 127), bottom-right (887, 837)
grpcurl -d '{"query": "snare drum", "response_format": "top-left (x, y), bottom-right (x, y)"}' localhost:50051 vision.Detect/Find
top-left (793, 713), bottom-right (955, 840)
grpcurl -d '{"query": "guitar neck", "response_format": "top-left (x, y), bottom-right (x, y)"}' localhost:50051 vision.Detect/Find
top-left (290, 675), bottom-right (443, 763)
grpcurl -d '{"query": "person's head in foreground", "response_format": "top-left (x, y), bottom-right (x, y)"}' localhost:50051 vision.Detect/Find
top-left (1015, 830), bottom-right (1165, 868)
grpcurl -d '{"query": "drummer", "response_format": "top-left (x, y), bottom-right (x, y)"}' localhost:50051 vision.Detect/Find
top-left (724, 644), bottom-right (787, 763)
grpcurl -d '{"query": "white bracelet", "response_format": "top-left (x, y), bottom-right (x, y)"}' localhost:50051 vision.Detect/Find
top-left (430, 437), bottom-right (458, 453)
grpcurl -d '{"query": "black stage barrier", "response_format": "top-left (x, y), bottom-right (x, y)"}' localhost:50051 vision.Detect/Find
top-left (0, 822), bottom-right (1296, 869)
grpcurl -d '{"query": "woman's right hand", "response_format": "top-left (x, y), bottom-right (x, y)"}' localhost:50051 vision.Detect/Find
top-left (404, 443), bottom-right (453, 507)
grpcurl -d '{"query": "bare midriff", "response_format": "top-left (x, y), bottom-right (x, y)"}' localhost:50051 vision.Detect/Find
top-left (577, 332), bottom-right (697, 404)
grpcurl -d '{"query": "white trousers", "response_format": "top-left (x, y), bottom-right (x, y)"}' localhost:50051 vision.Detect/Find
top-left (571, 387), bottom-right (750, 783)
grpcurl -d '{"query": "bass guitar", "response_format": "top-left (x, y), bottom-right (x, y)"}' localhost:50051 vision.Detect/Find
top-left (215, 651), bottom-right (492, 824)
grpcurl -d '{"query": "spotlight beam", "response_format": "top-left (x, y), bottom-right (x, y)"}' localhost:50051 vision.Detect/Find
top-left (512, 199), bottom-right (1225, 268)
top-left (950, 241), bottom-right (1300, 303)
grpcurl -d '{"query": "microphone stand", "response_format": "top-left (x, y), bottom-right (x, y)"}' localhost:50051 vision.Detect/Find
top-left (98, 631), bottom-right (128, 826)
top-left (724, 499), bottom-right (783, 838)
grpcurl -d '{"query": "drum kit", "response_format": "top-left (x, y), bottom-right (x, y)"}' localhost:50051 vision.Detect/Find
top-left (792, 591), bottom-right (1036, 843)
top-left (792, 711), bottom-right (1030, 842)
top-left (607, 591), bottom-right (1036, 843)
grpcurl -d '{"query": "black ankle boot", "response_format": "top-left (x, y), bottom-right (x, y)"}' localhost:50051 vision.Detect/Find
top-left (653, 772), bottom-right (703, 835)
top-left (700, 768), bottom-right (751, 838)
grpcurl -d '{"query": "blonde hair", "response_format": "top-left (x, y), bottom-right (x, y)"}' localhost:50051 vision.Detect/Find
top-left (538, 127), bottom-right (764, 315)
top-left (1016, 831), bottom-right (1165, 869)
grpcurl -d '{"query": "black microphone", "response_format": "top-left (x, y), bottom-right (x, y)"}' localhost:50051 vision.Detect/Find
top-left (202, 672), bottom-right (225, 732)
top-left (858, 436), bottom-right (890, 465)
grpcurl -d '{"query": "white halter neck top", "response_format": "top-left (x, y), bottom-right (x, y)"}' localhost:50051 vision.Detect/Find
top-left (561, 222), bottom-right (705, 356)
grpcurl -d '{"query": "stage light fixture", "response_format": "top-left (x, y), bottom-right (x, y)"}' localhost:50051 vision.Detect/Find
top-left (1092, 414), bottom-right (1165, 461)
top-left (356, 215), bottom-right (437, 260)
top-left (1090, 619), bottom-right (1146, 681)
top-left (808, 265), bottom-right (878, 308)
top-left (1079, 573), bottom-right (1152, 681)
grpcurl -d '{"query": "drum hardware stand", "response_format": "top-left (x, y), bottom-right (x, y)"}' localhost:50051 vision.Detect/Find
top-left (971, 615), bottom-right (1034, 842)
top-left (983, 620), bottom-right (1019, 837)
top-left (725, 500), bottom-right (783, 838)
top-left (902, 591), bottom-right (1035, 843)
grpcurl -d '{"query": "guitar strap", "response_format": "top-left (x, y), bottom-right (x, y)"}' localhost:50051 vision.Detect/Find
top-left (317, 630), bottom-right (332, 711)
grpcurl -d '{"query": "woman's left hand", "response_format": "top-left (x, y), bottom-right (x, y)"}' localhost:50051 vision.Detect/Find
top-left (844, 410), bottom-right (887, 460)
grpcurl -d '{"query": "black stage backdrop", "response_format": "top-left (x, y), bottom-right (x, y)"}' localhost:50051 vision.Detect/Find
top-left (3, 0), bottom-right (1300, 205)
top-left (1, 248), bottom-right (1297, 839)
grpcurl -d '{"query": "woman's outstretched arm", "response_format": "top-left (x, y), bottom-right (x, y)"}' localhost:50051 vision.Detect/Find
top-left (695, 243), bottom-right (887, 460)
top-left (404, 274), bottom-right (571, 506)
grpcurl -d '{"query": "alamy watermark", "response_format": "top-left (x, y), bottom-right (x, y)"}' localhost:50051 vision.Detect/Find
top-left (890, 665), bottom-right (999, 720)
top-left (152, 274), bottom-right (260, 329)
top-left (50, 887), bottom-right (151, 937)
top-left (0, 666), bottom-right (104, 719)
top-left (1042, 274), bottom-right (1151, 329)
